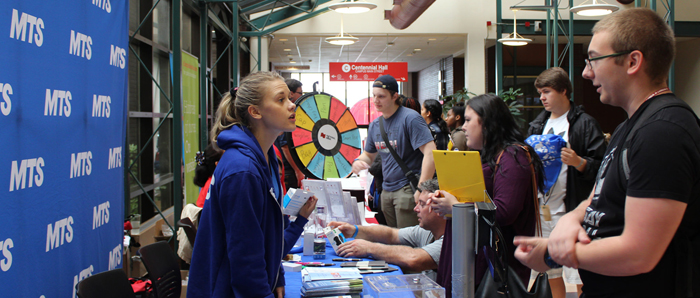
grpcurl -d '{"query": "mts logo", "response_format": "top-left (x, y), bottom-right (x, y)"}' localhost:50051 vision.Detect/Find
top-left (69, 30), bottom-right (92, 60)
top-left (92, 0), bottom-right (112, 13)
top-left (46, 216), bottom-right (74, 252)
top-left (108, 244), bottom-right (121, 270)
top-left (109, 45), bottom-right (125, 69)
top-left (70, 151), bottom-right (92, 179)
top-left (9, 9), bottom-right (44, 47)
top-left (72, 265), bottom-right (93, 298)
top-left (92, 95), bottom-right (111, 118)
top-left (108, 147), bottom-right (122, 169)
top-left (44, 89), bottom-right (72, 117)
top-left (0, 83), bottom-right (12, 116)
top-left (9, 157), bottom-right (44, 192)
top-left (93, 201), bottom-right (110, 229)
top-left (0, 238), bottom-right (13, 272)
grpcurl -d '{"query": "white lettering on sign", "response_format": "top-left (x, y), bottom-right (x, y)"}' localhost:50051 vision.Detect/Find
top-left (70, 151), bottom-right (92, 178)
top-left (0, 238), bottom-right (13, 272)
top-left (46, 216), bottom-right (74, 252)
top-left (9, 9), bottom-right (44, 47)
top-left (93, 201), bottom-right (110, 229)
top-left (0, 83), bottom-right (12, 116)
top-left (92, 0), bottom-right (112, 13)
top-left (109, 45), bottom-right (125, 69)
top-left (9, 157), bottom-right (44, 192)
top-left (69, 30), bottom-right (92, 60)
top-left (92, 95), bottom-right (111, 118)
top-left (44, 89), bottom-right (72, 117)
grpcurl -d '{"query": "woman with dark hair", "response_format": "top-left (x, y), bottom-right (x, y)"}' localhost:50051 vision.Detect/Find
top-left (193, 144), bottom-right (223, 208)
top-left (188, 71), bottom-right (318, 298)
top-left (429, 94), bottom-right (544, 295)
top-left (445, 102), bottom-right (468, 151)
top-left (402, 96), bottom-right (421, 114)
top-left (421, 99), bottom-right (450, 150)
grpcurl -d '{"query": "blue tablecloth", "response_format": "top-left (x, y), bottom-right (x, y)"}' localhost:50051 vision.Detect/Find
top-left (284, 237), bottom-right (403, 298)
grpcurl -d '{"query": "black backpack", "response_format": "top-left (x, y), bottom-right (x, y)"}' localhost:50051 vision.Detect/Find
top-left (620, 94), bottom-right (700, 298)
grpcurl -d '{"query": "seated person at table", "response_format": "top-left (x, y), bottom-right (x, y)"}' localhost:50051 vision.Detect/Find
top-left (328, 178), bottom-right (444, 281)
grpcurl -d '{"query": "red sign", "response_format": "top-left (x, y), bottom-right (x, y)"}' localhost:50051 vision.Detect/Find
top-left (329, 62), bottom-right (408, 82)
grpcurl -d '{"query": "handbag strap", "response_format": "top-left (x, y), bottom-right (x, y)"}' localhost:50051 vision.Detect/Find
top-left (379, 117), bottom-right (419, 184)
top-left (493, 145), bottom-right (542, 237)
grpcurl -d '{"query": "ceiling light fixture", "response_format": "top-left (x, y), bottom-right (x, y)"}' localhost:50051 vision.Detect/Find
top-left (283, 48), bottom-right (291, 52)
top-left (325, 16), bottom-right (358, 46)
top-left (328, 0), bottom-right (377, 14)
top-left (498, 9), bottom-right (532, 46)
top-left (570, 0), bottom-right (619, 16)
top-left (279, 38), bottom-right (288, 42)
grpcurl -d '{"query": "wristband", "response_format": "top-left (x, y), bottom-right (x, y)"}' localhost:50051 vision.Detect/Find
top-left (543, 248), bottom-right (563, 269)
top-left (353, 158), bottom-right (360, 164)
top-left (352, 225), bottom-right (359, 238)
top-left (576, 158), bottom-right (585, 169)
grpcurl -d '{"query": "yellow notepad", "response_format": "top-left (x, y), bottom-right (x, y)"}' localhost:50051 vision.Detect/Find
top-left (433, 150), bottom-right (487, 202)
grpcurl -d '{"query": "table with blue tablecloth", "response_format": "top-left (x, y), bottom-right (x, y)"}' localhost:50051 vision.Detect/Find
top-left (284, 237), bottom-right (403, 298)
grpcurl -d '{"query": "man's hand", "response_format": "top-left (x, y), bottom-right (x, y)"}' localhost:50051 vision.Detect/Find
top-left (561, 148), bottom-right (581, 167)
top-left (428, 190), bottom-right (459, 217)
top-left (513, 236), bottom-right (551, 272)
top-left (274, 286), bottom-right (285, 298)
top-left (336, 239), bottom-right (373, 258)
top-left (327, 221), bottom-right (355, 238)
top-left (351, 159), bottom-right (370, 175)
top-left (547, 212), bottom-right (591, 268)
top-left (297, 196), bottom-right (319, 219)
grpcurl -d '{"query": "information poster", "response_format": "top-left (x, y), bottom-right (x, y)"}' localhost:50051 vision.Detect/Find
top-left (182, 51), bottom-right (200, 204)
top-left (0, 1), bottom-right (129, 297)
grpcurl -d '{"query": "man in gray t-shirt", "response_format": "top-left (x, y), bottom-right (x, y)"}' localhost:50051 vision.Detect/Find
top-left (328, 179), bottom-right (445, 281)
top-left (352, 75), bottom-right (436, 229)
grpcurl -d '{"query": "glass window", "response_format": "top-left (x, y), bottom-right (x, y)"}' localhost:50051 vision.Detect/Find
top-left (152, 0), bottom-right (170, 48)
top-left (182, 12), bottom-right (192, 54)
top-left (323, 75), bottom-right (347, 104)
top-left (154, 118), bottom-right (172, 176)
top-left (299, 73), bottom-right (323, 94)
top-left (346, 81), bottom-right (371, 109)
top-left (129, 0), bottom-right (140, 31)
top-left (128, 45), bottom-right (140, 112)
top-left (153, 52), bottom-right (171, 114)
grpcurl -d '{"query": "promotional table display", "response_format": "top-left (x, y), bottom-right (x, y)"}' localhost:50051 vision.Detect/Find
top-left (363, 274), bottom-right (445, 298)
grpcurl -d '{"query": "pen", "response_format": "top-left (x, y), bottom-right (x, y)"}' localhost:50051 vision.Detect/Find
top-left (301, 263), bottom-right (335, 267)
top-left (332, 258), bottom-right (362, 262)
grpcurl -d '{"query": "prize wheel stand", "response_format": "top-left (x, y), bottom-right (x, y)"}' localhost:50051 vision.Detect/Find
top-left (285, 92), bottom-right (362, 180)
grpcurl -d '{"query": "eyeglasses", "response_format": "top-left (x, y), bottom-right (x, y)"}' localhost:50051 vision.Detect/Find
top-left (584, 50), bottom-right (634, 69)
top-left (295, 91), bottom-right (304, 95)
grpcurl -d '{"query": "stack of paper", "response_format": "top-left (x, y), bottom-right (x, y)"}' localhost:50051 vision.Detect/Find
top-left (300, 268), bottom-right (363, 298)
top-left (283, 188), bottom-right (315, 216)
top-left (300, 279), bottom-right (363, 297)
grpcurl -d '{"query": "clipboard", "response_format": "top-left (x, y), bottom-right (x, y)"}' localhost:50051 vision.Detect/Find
top-left (433, 150), bottom-right (487, 202)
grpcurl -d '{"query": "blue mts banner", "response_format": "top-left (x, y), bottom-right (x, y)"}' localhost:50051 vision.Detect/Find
top-left (0, 0), bottom-right (128, 297)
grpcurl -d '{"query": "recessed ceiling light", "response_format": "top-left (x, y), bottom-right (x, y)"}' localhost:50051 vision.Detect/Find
top-left (407, 54), bottom-right (413, 56)
top-left (428, 38), bottom-right (437, 41)
top-left (290, 61), bottom-right (296, 64)
top-left (279, 38), bottom-right (288, 42)
top-left (414, 48), bottom-right (422, 51)
top-left (287, 54), bottom-right (293, 57)
top-left (283, 49), bottom-right (292, 52)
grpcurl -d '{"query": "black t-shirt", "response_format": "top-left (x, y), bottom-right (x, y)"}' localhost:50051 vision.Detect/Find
top-left (579, 95), bottom-right (700, 297)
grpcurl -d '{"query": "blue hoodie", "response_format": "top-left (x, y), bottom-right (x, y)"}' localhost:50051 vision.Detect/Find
top-left (188, 125), bottom-right (308, 298)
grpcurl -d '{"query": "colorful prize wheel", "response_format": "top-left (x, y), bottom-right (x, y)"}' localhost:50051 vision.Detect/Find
top-left (285, 92), bottom-right (362, 179)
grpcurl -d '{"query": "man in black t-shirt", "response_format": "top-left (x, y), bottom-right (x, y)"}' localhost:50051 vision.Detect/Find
top-left (514, 8), bottom-right (700, 298)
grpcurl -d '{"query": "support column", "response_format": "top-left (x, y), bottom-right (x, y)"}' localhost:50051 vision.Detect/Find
top-left (172, 0), bottom-right (183, 242)
top-left (465, 34), bottom-right (486, 95)
top-left (250, 36), bottom-right (270, 72)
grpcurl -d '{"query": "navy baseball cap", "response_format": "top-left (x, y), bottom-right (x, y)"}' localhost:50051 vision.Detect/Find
top-left (372, 75), bottom-right (398, 93)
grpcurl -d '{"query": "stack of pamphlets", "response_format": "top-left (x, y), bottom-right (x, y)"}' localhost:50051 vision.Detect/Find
top-left (300, 267), bottom-right (363, 298)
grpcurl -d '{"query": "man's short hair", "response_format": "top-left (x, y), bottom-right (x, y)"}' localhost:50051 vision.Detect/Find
top-left (285, 78), bottom-right (302, 92)
top-left (593, 8), bottom-right (675, 84)
top-left (534, 67), bottom-right (572, 99)
top-left (419, 178), bottom-right (439, 193)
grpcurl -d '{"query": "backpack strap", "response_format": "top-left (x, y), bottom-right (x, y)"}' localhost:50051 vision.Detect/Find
top-left (493, 145), bottom-right (542, 237)
top-left (379, 117), bottom-right (420, 192)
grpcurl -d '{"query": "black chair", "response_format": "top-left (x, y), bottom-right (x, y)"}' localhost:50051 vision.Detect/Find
top-left (76, 269), bottom-right (136, 298)
top-left (178, 217), bottom-right (197, 245)
top-left (138, 241), bottom-right (181, 298)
